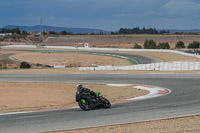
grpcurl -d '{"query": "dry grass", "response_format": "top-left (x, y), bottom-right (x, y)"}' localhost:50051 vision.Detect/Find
top-left (41, 34), bottom-right (200, 49)
top-left (11, 52), bottom-right (131, 67)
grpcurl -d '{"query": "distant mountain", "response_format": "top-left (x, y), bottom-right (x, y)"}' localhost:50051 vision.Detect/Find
top-left (2, 25), bottom-right (110, 34)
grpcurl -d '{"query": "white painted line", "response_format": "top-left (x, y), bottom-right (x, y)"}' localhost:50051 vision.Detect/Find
top-left (106, 73), bottom-right (128, 74)
top-left (107, 84), bottom-right (171, 102)
top-left (13, 114), bottom-right (45, 120)
top-left (71, 106), bottom-right (79, 109)
top-left (0, 111), bottom-right (32, 116)
top-left (70, 73), bottom-right (88, 74)
top-left (149, 73), bottom-right (174, 74)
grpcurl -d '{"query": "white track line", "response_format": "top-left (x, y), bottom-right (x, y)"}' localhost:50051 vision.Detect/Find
top-left (107, 84), bottom-right (171, 102)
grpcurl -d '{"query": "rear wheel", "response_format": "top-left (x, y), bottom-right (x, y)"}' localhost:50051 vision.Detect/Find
top-left (78, 99), bottom-right (91, 111)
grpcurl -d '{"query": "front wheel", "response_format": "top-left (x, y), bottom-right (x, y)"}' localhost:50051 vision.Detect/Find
top-left (78, 99), bottom-right (91, 111)
top-left (101, 97), bottom-right (111, 109)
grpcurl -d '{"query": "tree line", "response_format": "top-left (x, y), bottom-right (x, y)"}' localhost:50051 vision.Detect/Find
top-left (0, 27), bottom-right (29, 35)
top-left (134, 39), bottom-right (200, 49)
top-left (117, 27), bottom-right (170, 35)
top-left (1, 27), bottom-right (171, 35)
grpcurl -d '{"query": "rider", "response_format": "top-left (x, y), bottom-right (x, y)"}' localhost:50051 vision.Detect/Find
top-left (76, 84), bottom-right (97, 98)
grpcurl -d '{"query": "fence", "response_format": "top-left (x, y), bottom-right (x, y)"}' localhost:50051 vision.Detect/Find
top-left (79, 62), bottom-right (200, 71)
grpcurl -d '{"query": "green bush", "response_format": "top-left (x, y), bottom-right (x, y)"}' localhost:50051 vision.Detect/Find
top-left (143, 39), bottom-right (157, 49)
top-left (20, 61), bottom-right (31, 69)
top-left (44, 65), bottom-right (52, 68)
top-left (176, 41), bottom-right (185, 48)
top-left (3, 66), bottom-right (7, 69)
top-left (133, 43), bottom-right (142, 49)
top-left (158, 42), bottom-right (170, 49)
top-left (188, 41), bottom-right (200, 49)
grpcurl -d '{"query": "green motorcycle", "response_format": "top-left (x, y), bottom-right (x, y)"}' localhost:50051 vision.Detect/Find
top-left (76, 91), bottom-right (111, 111)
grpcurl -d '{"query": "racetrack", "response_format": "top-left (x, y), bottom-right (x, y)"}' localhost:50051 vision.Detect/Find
top-left (1, 49), bottom-right (163, 64)
top-left (0, 73), bottom-right (200, 133)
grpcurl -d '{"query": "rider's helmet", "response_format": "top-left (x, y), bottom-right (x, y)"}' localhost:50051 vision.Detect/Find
top-left (76, 84), bottom-right (83, 91)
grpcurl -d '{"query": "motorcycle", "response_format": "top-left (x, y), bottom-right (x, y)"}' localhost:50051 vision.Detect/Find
top-left (76, 91), bottom-right (111, 111)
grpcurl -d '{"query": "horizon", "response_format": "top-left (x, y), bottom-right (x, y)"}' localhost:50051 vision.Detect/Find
top-left (2, 24), bottom-right (200, 32)
top-left (1, 0), bottom-right (200, 31)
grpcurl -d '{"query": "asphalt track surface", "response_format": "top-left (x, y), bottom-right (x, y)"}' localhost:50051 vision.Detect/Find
top-left (0, 73), bottom-right (200, 133)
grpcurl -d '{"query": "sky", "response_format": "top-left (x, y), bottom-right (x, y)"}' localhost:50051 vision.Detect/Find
top-left (0, 0), bottom-right (200, 31)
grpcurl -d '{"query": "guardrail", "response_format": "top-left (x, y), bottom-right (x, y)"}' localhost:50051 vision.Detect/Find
top-left (79, 62), bottom-right (200, 71)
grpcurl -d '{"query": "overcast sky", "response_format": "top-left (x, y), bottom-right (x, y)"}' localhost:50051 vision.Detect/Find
top-left (1, 0), bottom-right (200, 31)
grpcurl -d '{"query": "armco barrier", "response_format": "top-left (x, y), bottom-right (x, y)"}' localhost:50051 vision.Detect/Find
top-left (79, 62), bottom-right (200, 71)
